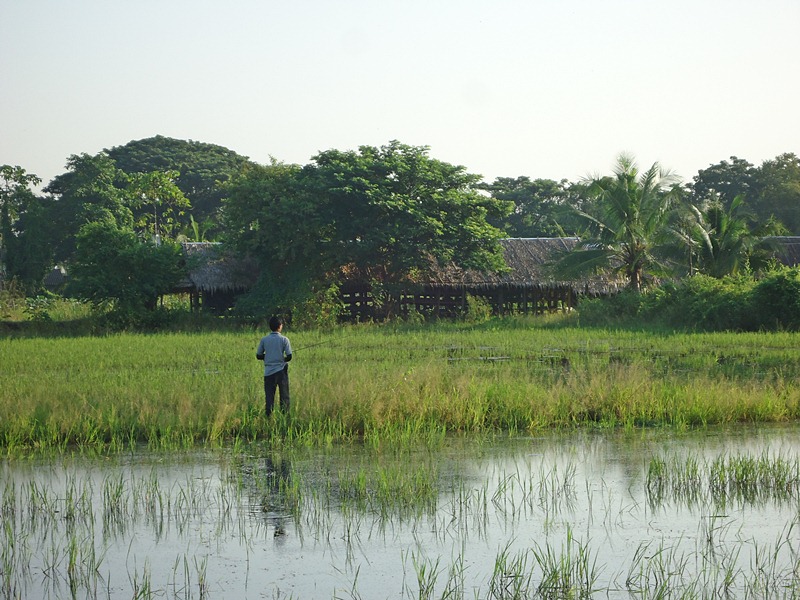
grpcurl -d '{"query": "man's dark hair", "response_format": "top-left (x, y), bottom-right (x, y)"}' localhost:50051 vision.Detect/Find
top-left (269, 316), bottom-right (282, 332)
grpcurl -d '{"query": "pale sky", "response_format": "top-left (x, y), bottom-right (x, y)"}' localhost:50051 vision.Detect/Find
top-left (2, 0), bottom-right (798, 190)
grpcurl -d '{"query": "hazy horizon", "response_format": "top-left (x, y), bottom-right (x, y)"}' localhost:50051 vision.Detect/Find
top-left (2, 0), bottom-right (798, 188)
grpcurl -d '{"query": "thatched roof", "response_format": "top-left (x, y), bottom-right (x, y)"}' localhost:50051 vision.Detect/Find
top-left (179, 238), bottom-right (623, 296)
top-left (426, 238), bottom-right (623, 294)
top-left (179, 242), bottom-right (258, 293)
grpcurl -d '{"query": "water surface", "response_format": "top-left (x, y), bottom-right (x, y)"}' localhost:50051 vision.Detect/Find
top-left (2, 424), bottom-right (799, 598)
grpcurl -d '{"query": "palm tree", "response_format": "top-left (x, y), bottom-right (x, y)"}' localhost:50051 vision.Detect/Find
top-left (687, 195), bottom-right (784, 278)
top-left (555, 154), bottom-right (682, 291)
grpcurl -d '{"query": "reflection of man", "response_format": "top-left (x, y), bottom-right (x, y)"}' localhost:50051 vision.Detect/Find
top-left (256, 316), bottom-right (292, 417)
top-left (264, 454), bottom-right (291, 538)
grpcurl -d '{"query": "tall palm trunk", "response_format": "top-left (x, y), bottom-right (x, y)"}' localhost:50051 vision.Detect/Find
top-left (628, 266), bottom-right (642, 292)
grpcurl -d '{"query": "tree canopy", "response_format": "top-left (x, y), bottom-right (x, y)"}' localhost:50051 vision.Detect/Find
top-left (690, 156), bottom-right (760, 209)
top-left (223, 141), bottom-right (511, 315)
top-left (45, 153), bottom-right (135, 263)
top-left (305, 141), bottom-right (510, 279)
top-left (480, 176), bottom-right (571, 237)
top-left (690, 154), bottom-right (800, 235)
top-left (4, 134), bottom-right (799, 316)
top-left (67, 219), bottom-right (183, 312)
top-left (106, 135), bottom-right (252, 232)
top-left (0, 165), bottom-right (47, 290)
top-left (754, 153), bottom-right (800, 234)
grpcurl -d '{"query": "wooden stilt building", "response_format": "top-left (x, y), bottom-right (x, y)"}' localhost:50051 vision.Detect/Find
top-left (339, 238), bottom-right (623, 321)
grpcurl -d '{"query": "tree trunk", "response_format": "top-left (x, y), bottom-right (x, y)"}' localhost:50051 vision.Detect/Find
top-left (629, 267), bottom-right (642, 293)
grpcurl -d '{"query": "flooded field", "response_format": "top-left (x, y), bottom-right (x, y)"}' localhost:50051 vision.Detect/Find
top-left (2, 424), bottom-right (800, 599)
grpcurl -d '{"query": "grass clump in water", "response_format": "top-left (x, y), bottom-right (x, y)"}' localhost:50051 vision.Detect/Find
top-left (647, 450), bottom-right (800, 509)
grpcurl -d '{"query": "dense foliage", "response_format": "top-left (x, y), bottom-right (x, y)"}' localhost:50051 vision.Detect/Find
top-left (684, 195), bottom-right (783, 278)
top-left (1, 135), bottom-right (799, 328)
top-left (553, 155), bottom-right (683, 291)
top-left (223, 141), bottom-right (511, 318)
top-left (579, 266), bottom-right (800, 332)
top-left (479, 176), bottom-right (581, 237)
top-left (67, 220), bottom-right (184, 313)
top-left (106, 135), bottom-right (252, 234)
top-left (0, 166), bottom-right (48, 291)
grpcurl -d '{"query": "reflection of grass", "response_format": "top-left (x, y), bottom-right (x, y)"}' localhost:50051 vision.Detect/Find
top-left (3, 321), bottom-right (800, 452)
top-left (336, 462), bottom-right (439, 514)
top-left (647, 451), bottom-right (800, 508)
top-left (625, 528), bottom-right (800, 599)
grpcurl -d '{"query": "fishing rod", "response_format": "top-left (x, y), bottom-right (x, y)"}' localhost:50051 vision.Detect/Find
top-left (291, 338), bottom-right (339, 352)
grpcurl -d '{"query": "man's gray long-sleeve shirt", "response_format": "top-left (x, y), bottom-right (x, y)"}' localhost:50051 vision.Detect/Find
top-left (256, 332), bottom-right (292, 377)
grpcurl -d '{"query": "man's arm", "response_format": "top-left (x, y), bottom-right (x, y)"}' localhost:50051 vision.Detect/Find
top-left (256, 339), bottom-right (265, 361)
top-left (283, 337), bottom-right (292, 366)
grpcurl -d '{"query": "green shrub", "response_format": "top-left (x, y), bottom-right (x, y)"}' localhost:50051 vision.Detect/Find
top-left (646, 275), bottom-right (755, 331)
top-left (577, 290), bottom-right (645, 326)
top-left (403, 306), bottom-right (426, 325)
top-left (296, 282), bottom-right (346, 329)
top-left (578, 275), bottom-right (761, 331)
top-left (24, 295), bottom-right (54, 322)
top-left (463, 294), bottom-right (493, 323)
top-left (751, 267), bottom-right (800, 330)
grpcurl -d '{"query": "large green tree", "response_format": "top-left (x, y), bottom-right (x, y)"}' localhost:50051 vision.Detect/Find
top-left (106, 136), bottom-right (252, 235)
top-left (222, 141), bottom-right (511, 315)
top-left (754, 153), bottom-right (800, 234)
top-left (690, 156), bottom-right (760, 209)
top-left (45, 154), bottom-right (194, 310)
top-left (4, 194), bottom-right (53, 292)
top-left (222, 161), bottom-right (317, 313)
top-left (304, 141), bottom-right (510, 282)
top-left (45, 153), bottom-right (135, 262)
top-left (480, 176), bottom-right (571, 237)
top-left (0, 165), bottom-right (48, 290)
top-left (67, 219), bottom-right (183, 311)
top-left (555, 154), bottom-right (683, 292)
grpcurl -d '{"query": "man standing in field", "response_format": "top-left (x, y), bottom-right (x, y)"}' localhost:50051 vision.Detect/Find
top-left (256, 316), bottom-right (292, 417)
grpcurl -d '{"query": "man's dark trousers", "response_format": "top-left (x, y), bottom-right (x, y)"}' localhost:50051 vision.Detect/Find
top-left (264, 368), bottom-right (290, 417)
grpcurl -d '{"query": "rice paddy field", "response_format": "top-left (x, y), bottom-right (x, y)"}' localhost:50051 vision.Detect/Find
top-left (2, 319), bottom-right (800, 598)
top-left (2, 320), bottom-right (800, 452)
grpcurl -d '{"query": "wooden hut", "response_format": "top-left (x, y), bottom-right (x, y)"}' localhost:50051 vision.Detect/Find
top-left (43, 265), bottom-right (68, 293)
top-left (177, 242), bottom-right (258, 312)
top-left (340, 238), bottom-right (623, 321)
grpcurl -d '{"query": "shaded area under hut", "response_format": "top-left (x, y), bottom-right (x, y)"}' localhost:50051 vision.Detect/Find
top-left (769, 236), bottom-right (800, 266)
top-left (340, 238), bottom-right (624, 321)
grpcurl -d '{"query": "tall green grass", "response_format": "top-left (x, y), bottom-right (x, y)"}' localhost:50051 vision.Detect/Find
top-left (3, 320), bottom-right (800, 452)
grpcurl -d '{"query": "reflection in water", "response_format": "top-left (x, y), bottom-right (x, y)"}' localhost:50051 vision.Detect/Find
top-left (238, 451), bottom-right (293, 540)
top-left (262, 453), bottom-right (291, 538)
top-left (1, 424), bottom-right (800, 598)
